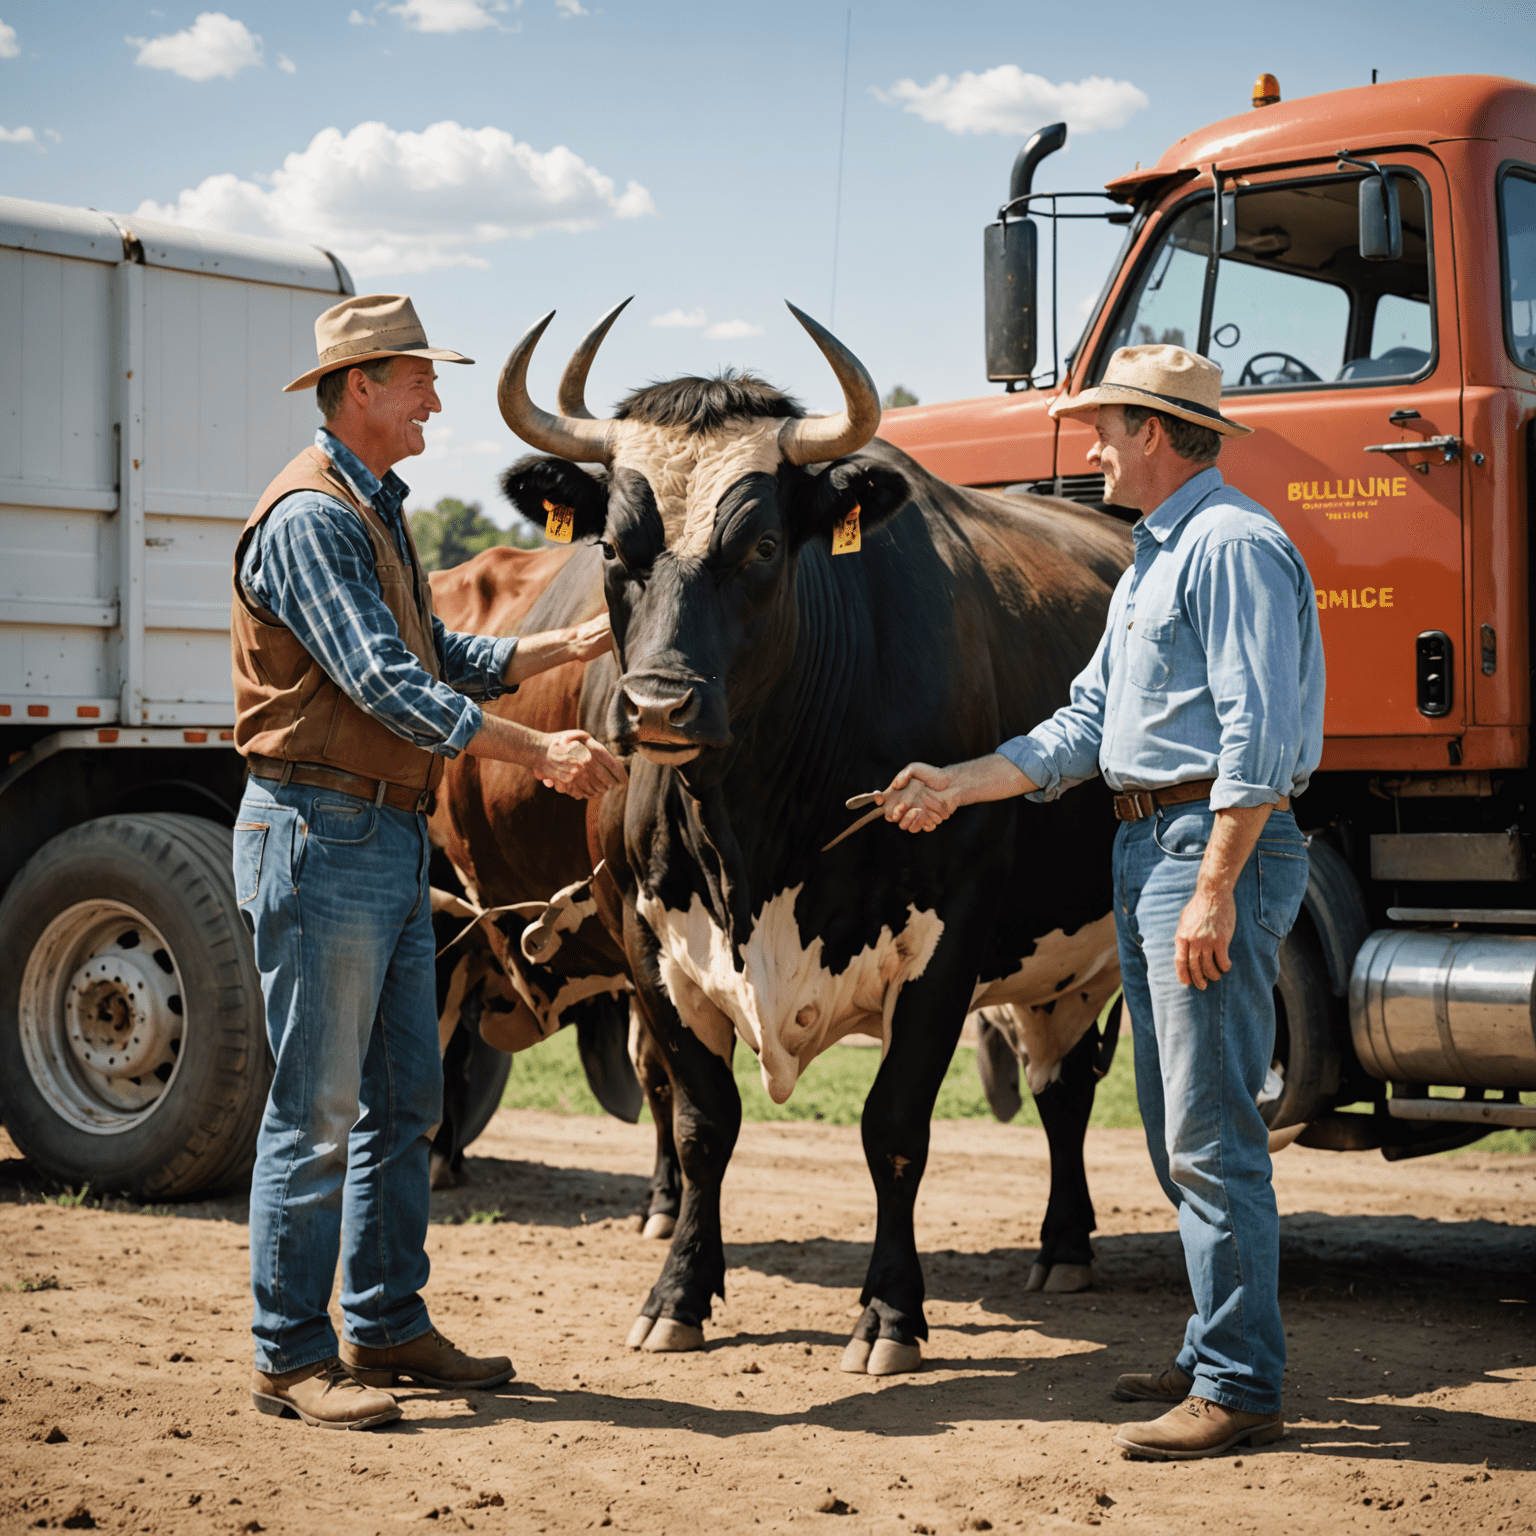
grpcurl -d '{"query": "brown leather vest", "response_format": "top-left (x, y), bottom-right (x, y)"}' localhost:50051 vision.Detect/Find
top-left (230, 444), bottom-right (446, 794)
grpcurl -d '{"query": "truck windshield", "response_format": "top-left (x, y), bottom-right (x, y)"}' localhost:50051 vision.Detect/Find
top-left (1500, 168), bottom-right (1536, 374)
top-left (1095, 172), bottom-right (1432, 391)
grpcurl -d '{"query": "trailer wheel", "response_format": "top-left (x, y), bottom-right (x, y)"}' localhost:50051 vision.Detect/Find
top-left (0, 814), bottom-right (270, 1200)
top-left (1261, 914), bottom-right (1340, 1136)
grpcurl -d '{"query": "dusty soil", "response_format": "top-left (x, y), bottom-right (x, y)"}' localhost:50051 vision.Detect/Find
top-left (2, 1111), bottom-right (1532, 1536)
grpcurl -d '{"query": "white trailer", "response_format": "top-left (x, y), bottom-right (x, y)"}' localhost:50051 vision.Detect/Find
top-left (0, 196), bottom-right (353, 1196)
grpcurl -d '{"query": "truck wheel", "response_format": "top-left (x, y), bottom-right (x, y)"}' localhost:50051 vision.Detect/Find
top-left (0, 814), bottom-right (270, 1200)
top-left (120, 813), bottom-right (272, 1192)
top-left (1261, 914), bottom-right (1340, 1136)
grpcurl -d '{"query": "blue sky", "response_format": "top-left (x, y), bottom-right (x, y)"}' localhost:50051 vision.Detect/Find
top-left (2, 1), bottom-right (1531, 523)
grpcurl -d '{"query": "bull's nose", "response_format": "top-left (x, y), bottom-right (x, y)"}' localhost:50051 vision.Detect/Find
top-left (622, 685), bottom-right (699, 734)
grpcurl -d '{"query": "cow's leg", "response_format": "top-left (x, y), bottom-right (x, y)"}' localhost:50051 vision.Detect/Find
top-left (631, 1014), bottom-right (682, 1239)
top-left (1026, 1021), bottom-right (1099, 1293)
top-left (623, 914), bottom-right (740, 1352)
top-left (846, 895), bottom-right (999, 1378)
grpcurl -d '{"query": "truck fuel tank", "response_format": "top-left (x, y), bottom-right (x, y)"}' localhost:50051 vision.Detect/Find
top-left (1350, 928), bottom-right (1536, 1089)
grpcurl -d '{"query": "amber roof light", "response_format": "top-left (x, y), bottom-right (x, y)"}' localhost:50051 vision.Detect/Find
top-left (1252, 73), bottom-right (1281, 108)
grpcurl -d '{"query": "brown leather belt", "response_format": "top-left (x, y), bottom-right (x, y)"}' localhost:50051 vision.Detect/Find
top-left (246, 754), bottom-right (434, 815)
top-left (1112, 779), bottom-right (1290, 821)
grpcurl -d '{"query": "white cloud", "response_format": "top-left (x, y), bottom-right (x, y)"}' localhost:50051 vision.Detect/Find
top-left (650, 307), bottom-right (707, 329)
top-left (127, 12), bottom-right (263, 82)
top-left (703, 319), bottom-right (763, 340)
top-left (0, 124), bottom-right (36, 144)
top-left (0, 19), bottom-right (18, 58)
top-left (135, 119), bottom-right (658, 276)
top-left (277, 52), bottom-right (296, 73)
top-left (44, 127), bottom-right (60, 142)
top-left (348, 7), bottom-right (371, 21)
top-left (879, 66), bottom-right (1147, 136)
top-left (389, 0), bottom-right (505, 31)
top-left (556, 0), bottom-right (588, 14)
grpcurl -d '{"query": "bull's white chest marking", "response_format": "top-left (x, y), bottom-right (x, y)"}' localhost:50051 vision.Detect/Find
top-left (611, 417), bottom-right (785, 556)
top-left (970, 914), bottom-right (1121, 1094)
top-left (636, 885), bottom-right (944, 1104)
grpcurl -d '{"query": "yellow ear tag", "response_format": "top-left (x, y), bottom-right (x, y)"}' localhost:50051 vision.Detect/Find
top-left (831, 502), bottom-right (861, 556)
top-left (542, 498), bottom-right (575, 544)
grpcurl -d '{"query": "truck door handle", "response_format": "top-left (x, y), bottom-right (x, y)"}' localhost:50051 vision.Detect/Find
top-left (1363, 435), bottom-right (1460, 473)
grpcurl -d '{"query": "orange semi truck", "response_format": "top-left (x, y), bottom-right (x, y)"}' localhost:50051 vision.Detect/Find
top-left (883, 73), bottom-right (1536, 1157)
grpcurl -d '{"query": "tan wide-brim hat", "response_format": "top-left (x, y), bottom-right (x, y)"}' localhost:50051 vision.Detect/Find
top-left (282, 292), bottom-right (474, 393)
top-left (1048, 344), bottom-right (1252, 437)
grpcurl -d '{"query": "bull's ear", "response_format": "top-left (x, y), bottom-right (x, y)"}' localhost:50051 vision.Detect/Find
top-left (499, 455), bottom-right (609, 541)
top-left (792, 461), bottom-right (909, 548)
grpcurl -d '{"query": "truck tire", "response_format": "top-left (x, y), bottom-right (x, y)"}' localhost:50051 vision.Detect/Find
top-left (1261, 914), bottom-right (1340, 1134)
top-left (119, 813), bottom-right (273, 1192)
top-left (0, 814), bottom-right (270, 1200)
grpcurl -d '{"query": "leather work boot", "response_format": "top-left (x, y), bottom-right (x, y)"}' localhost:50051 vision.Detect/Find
top-left (1114, 1396), bottom-right (1285, 1461)
top-left (341, 1327), bottom-right (515, 1390)
top-left (1111, 1364), bottom-right (1194, 1403)
top-left (251, 1357), bottom-right (401, 1430)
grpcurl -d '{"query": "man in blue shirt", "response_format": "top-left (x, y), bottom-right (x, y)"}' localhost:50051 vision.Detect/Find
top-left (877, 345), bottom-right (1324, 1460)
top-left (234, 294), bottom-right (625, 1432)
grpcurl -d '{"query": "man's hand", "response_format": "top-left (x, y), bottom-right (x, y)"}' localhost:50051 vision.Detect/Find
top-left (1174, 884), bottom-right (1236, 989)
top-left (565, 613), bottom-right (615, 663)
top-left (877, 763), bottom-right (957, 833)
top-left (1172, 803), bottom-right (1275, 989)
top-left (534, 728), bottom-right (627, 799)
top-left (874, 753), bottom-right (1039, 834)
top-left (504, 612), bottom-right (615, 686)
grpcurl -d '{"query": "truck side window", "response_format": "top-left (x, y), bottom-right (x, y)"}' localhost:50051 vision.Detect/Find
top-left (1098, 202), bottom-right (1210, 361)
top-left (1095, 173), bottom-right (1433, 391)
top-left (1499, 168), bottom-right (1536, 374)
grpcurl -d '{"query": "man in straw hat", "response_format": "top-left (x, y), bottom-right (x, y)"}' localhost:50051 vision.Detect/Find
top-left (875, 345), bottom-right (1323, 1460)
top-left (232, 293), bottom-right (626, 1430)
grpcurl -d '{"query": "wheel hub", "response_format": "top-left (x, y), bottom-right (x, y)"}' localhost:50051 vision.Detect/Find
top-left (64, 953), bottom-right (170, 1080)
top-left (19, 899), bottom-right (187, 1131)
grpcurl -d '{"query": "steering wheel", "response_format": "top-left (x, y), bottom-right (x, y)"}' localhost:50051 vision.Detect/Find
top-left (1238, 351), bottom-right (1321, 387)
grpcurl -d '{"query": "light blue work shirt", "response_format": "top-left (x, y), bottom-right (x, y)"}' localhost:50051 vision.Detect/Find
top-left (998, 465), bottom-right (1325, 811)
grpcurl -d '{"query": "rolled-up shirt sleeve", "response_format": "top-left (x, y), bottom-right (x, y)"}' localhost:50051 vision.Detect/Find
top-left (995, 613), bottom-right (1114, 802)
top-left (434, 618), bottom-right (518, 702)
top-left (1189, 537), bottom-right (1302, 810)
top-left (241, 497), bottom-right (487, 757)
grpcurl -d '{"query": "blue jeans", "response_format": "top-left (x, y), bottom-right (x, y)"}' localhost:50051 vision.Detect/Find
top-left (235, 775), bottom-right (441, 1375)
top-left (1114, 801), bottom-right (1308, 1414)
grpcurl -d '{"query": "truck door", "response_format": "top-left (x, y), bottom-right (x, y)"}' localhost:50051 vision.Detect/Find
top-left (1069, 155), bottom-right (1463, 763)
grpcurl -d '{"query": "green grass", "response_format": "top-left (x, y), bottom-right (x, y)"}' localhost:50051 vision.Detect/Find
top-left (500, 1007), bottom-right (1145, 1129)
top-left (499, 1013), bottom-right (1533, 1154)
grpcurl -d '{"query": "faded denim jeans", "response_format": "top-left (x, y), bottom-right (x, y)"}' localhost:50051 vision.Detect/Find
top-left (1114, 801), bottom-right (1308, 1414)
top-left (235, 775), bottom-right (440, 1375)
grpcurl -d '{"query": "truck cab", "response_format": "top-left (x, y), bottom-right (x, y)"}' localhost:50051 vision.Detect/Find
top-left (884, 74), bottom-right (1536, 1154)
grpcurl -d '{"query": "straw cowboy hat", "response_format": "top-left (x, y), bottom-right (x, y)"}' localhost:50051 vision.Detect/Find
top-left (283, 293), bottom-right (473, 393)
top-left (1048, 344), bottom-right (1252, 437)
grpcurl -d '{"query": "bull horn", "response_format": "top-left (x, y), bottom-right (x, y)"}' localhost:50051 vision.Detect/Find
top-left (557, 296), bottom-right (633, 419)
top-left (497, 310), bottom-right (614, 464)
top-left (777, 302), bottom-right (882, 466)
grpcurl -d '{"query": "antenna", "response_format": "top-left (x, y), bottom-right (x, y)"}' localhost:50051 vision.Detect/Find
top-left (829, 8), bottom-right (852, 326)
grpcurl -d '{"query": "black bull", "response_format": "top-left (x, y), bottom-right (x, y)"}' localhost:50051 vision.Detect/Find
top-left (430, 428), bottom-right (1133, 1372)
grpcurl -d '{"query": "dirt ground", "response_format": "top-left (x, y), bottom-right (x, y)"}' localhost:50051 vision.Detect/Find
top-left (2, 1111), bottom-right (1532, 1536)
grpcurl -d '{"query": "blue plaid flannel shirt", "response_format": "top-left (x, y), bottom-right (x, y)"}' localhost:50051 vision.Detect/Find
top-left (237, 428), bottom-right (518, 757)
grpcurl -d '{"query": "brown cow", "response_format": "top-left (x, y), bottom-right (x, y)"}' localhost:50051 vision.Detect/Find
top-left (424, 544), bottom-right (647, 1190)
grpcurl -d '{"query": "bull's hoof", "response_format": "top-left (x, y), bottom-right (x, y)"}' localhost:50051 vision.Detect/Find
top-left (626, 1315), bottom-right (656, 1350)
top-left (1024, 1262), bottom-right (1048, 1292)
top-left (867, 1340), bottom-right (922, 1376)
top-left (1042, 1263), bottom-right (1094, 1294)
top-left (839, 1338), bottom-right (873, 1374)
top-left (641, 1317), bottom-right (705, 1353)
top-left (641, 1213), bottom-right (677, 1241)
